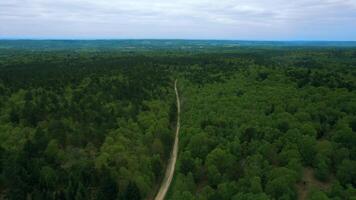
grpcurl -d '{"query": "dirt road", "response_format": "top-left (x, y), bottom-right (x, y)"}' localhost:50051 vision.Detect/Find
top-left (154, 79), bottom-right (181, 200)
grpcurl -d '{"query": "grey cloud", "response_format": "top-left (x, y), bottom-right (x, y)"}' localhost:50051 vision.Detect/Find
top-left (0, 0), bottom-right (355, 40)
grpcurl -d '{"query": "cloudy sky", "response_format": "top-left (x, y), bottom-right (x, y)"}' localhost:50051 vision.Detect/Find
top-left (0, 0), bottom-right (355, 40)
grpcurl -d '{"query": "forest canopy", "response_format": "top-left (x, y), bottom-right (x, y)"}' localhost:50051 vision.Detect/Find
top-left (0, 40), bottom-right (355, 200)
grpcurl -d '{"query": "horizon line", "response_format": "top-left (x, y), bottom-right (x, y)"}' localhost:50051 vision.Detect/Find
top-left (1, 38), bottom-right (356, 42)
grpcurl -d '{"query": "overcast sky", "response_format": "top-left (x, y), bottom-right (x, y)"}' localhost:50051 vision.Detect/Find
top-left (0, 0), bottom-right (355, 40)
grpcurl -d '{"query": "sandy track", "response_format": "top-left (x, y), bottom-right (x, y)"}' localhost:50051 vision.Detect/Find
top-left (154, 79), bottom-right (181, 200)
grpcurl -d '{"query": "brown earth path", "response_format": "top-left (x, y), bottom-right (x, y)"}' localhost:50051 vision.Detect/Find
top-left (154, 79), bottom-right (181, 200)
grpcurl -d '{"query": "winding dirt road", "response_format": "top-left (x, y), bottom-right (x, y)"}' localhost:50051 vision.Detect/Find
top-left (154, 79), bottom-right (181, 200)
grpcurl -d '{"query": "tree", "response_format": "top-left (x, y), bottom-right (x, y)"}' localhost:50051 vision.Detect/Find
top-left (232, 193), bottom-right (270, 200)
top-left (332, 147), bottom-right (349, 168)
top-left (217, 182), bottom-right (238, 200)
top-left (206, 147), bottom-right (235, 177)
top-left (45, 139), bottom-right (59, 163)
top-left (152, 138), bottom-right (164, 157)
top-left (123, 181), bottom-right (141, 200)
top-left (207, 165), bottom-right (222, 186)
top-left (75, 182), bottom-right (87, 200)
top-left (299, 135), bottom-right (316, 166)
top-left (39, 166), bottom-right (57, 189)
top-left (180, 151), bottom-right (195, 175)
top-left (314, 154), bottom-right (330, 181)
top-left (151, 154), bottom-right (163, 180)
top-left (171, 191), bottom-right (195, 200)
top-left (336, 159), bottom-right (356, 186)
top-left (265, 168), bottom-right (297, 200)
top-left (65, 179), bottom-right (77, 200)
top-left (307, 188), bottom-right (330, 200)
top-left (187, 132), bottom-right (212, 159)
top-left (250, 177), bottom-right (263, 193)
top-left (97, 169), bottom-right (118, 200)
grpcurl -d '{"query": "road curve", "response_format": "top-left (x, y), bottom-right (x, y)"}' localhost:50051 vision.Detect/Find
top-left (155, 79), bottom-right (181, 200)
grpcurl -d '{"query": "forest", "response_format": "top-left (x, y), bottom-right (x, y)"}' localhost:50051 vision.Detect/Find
top-left (0, 40), bottom-right (355, 200)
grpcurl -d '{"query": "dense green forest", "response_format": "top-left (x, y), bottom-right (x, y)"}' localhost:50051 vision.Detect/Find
top-left (0, 41), bottom-right (355, 199)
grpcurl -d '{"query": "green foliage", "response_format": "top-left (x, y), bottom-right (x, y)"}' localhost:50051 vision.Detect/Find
top-left (0, 45), bottom-right (355, 199)
top-left (336, 159), bottom-right (356, 186)
top-left (0, 50), bottom-right (174, 199)
top-left (168, 47), bottom-right (356, 200)
top-left (123, 181), bottom-right (141, 200)
top-left (307, 188), bottom-right (330, 200)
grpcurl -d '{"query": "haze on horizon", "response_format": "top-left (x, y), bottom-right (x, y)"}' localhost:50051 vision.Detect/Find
top-left (0, 0), bottom-right (356, 41)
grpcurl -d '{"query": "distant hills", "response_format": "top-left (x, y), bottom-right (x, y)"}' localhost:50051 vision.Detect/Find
top-left (1, 39), bottom-right (356, 51)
